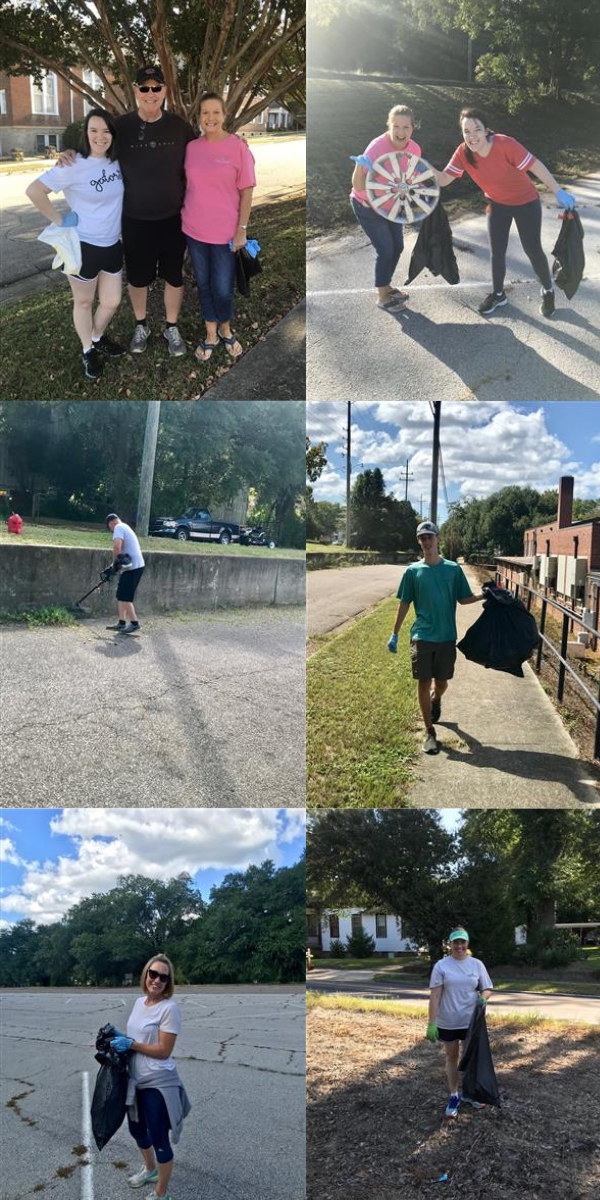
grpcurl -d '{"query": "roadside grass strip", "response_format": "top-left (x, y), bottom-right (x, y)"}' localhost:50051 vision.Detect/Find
top-left (306, 991), bottom-right (591, 1032)
top-left (371, 973), bottom-right (600, 997)
top-left (0, 524), bottom-right (304, 558)
top-left (0, 196), bottom-right (305, 401)
top-left (0, 606), bottom-right (77, 626)
top-left (307, 596), bottom-right (420, 807)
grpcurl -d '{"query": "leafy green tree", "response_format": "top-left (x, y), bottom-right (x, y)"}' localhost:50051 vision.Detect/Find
top-left (351, 469), bottom-right (419, 552)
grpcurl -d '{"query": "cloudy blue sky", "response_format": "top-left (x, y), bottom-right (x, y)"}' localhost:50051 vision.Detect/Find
top-left (0, 809), bottom-right (305, 927)
top-left (307, 401), bottom-right (600, 522)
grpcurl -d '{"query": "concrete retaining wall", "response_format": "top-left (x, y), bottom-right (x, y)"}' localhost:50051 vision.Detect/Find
top-left (0, 544), bottom-right (305, 614)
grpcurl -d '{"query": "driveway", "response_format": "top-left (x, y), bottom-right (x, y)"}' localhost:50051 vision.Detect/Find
top-left (0, 608), bottom-right (305, 806)
top-left (307, 174), bottom-right (600, 401)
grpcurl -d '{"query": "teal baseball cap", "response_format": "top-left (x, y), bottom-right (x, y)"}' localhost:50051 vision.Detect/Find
top-left (449, 928), bottom-right (469, 942)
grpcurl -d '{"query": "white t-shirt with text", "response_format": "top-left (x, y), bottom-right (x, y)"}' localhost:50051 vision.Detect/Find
top-left (429, 955), bottom-right (493, 1029)
top-left (112, 521), bottom-right (145, 569)
top-left (126, 996), bottom-right (181, 1082)
top-left (39, 154), bottom-right (124, 247)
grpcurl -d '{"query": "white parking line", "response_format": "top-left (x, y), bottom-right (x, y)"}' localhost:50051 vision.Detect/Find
top-left (308, 276), bottom-right (600, 297)
top-left (81, 1071), bottom-right (94, 1200)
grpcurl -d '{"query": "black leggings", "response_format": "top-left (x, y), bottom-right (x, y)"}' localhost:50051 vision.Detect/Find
top-left (487, 198), bottom-right (552, 294)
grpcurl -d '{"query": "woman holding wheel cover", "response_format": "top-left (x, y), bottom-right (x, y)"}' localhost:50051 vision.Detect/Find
top-left (426, 929), bottom-right (494, 1119)
top-left (433, 108), bottom-right (577, 317)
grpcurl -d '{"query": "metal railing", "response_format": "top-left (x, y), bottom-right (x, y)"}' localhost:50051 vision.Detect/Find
top-left (495, 574), bottom-right (600, 761)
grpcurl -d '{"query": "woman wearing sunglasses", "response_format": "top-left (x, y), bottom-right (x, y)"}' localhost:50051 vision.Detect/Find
top-left (110, 954), bottom-right (190, 1200)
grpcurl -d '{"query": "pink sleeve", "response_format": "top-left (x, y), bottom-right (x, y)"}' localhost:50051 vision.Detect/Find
top-left (504, 137), bottom-right (534, 172)
top-left (444, 145), bottom-right (465, 177)
top-left (237, 143), bottom-right (256, 189)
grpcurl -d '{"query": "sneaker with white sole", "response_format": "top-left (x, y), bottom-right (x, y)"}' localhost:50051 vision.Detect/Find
top-left (445, 1093), bottom-right (460, 1118)
top-left (128, 1166), bottom-right (158, 1188)
top-left (118, 622), bottom-right (141, 635)
top-left (423, 731), bottom-right (439, 755)
top-left (163, 325), bottom-right (186, 356)
top-left (460, 1094), bottom-right (486, 1110)
top-left (478, 291), bottom-right (507, 315)
top-left (130, 323), bottom-right (151, 353)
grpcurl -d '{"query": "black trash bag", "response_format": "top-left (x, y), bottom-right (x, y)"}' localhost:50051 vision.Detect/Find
top-left (459, 1003), bottom-right (501, 1107)
top-left (457, 581), bottom-right (540, 677)
top-left (235, 246), bottom-right (262, 297)
top-left (405, 202), bottom-right (459, 286)
top-left (551, 210), bottom-right (585, 300)
top-left (91, 1023), bottom-right (130, 1151)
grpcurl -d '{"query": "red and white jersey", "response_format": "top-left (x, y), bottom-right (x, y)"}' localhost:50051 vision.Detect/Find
top-left (444, 134), bottom-right (539, 206)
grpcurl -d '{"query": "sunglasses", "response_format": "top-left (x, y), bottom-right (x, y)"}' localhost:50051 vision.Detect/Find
top-left (138, 85), bottom-right (163, 93)
top-left (147, 968), bottom-right (170, 983)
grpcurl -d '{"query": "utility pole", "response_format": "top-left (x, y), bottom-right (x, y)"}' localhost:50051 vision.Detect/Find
top-left (430, 402), bottom-right (441, 524)
top-left (398, 458), bottom-right (414, 502)
top-left (136, 401), bottom-right (161, 538)
top-left (345, 400), bottom-right (351, 547)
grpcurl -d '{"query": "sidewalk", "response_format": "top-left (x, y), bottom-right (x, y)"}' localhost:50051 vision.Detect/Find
top-left (204, 300), bottom-right (305, 402)
top-left (407, 568), bottom-right (600, 807)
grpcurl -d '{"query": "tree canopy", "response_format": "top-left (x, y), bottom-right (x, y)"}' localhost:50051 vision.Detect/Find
top-left (439, 485), bottom-right (600, 561)
top-left (0, 0), bottom-right (306, 130)
top-left (351, 468), bottom-right (420, 553)
top-left (0, 859), bottom-right (306, 987)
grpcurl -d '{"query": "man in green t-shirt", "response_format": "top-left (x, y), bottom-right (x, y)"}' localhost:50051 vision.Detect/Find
top-left (387, 521), bottom-right (483, 755)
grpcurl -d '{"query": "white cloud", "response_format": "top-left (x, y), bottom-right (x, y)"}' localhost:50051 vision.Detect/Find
top-left (0, 817), bottom-right (19, 831)
top-left (0, 838), bottom-right (24, 867)
top-left (0, 809), bottom-right (304, 926)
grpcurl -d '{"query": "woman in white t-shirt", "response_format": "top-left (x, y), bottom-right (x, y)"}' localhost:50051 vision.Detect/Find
top-left (426, 928), bottom-right (493, 1118)
top-left (109, 954), bottom-right (190, 1200)
top-left (26, 107), bottom-right (125, 381)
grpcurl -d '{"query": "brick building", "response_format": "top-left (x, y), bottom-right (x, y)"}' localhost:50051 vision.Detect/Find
top-left (495, 476), bottom-right (600, 633)
top-left (0, 69), bottom-right (103, 157)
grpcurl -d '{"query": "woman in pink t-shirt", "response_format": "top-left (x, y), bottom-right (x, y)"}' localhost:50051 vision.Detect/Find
top-left (182, 93), bottom-right (256, 361)
top-left (350, 105), bottom-right (422, 313)
top-left (432, 108), bottom-right (576, 317)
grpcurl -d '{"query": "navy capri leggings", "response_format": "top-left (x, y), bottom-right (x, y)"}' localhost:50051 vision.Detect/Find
top-left (127, 1088), bottom-right (173, 1163)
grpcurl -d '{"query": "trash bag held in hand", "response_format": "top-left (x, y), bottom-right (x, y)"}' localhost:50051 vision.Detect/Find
top-left (457, 581), bottom-right (540, 677)
top-left (458, 1003), bottom-right (501, 1107)
top-left (91, 1023), bottom-right (131, 1151)
top-left (551, 210), bottom-right (585, 300)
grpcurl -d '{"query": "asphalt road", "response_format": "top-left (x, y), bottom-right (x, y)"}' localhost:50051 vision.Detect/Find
top-left (307, 174), bottom-right (600, 401)
top-left (306, 974), bottom-right (600, 1024)
top-left (0, 988), bottom-right (306, 1200)
top-left (0, 608), bottom-right (305, 806)
top-left (307, 563), bottom-right (404, 638)
top-left (1, 137), bottom-right (306, 296)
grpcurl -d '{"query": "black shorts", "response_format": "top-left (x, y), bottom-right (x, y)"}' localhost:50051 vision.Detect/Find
top-left (116, 566), bottom-right (144, 602)
top-left (122, 214), bottom-right (185, 287)
top-left (410, 640), bottom-right (457, 681)
top-left (438, 1027), bottom-right (468, 1043)
top-left (73, 240), bottom-right (123, 282)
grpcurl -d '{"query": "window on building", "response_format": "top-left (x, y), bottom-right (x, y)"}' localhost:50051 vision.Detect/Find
top-left (82, 69), bottom-right (104, 113)
top-left (306, 914), bottom-right (319, 939)
top-left (375, 914), bottom-right (387, 939)
top-left (0, 90), bottom-right (6, 116)
top-left (351, 913), bottom-right (362, 934)
top-left (329, 915), bottom-right (340, 939)
top-left (31, 73), bottom-right (58, 115)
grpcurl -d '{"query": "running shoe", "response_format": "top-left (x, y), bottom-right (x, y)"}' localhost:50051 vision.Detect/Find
top-left (423, 731), bottom-right (439, 755)
top-left (540, 288), bottom-right (555, 318)
top-left (128, 1166), bottom-right (158, 1188)
top-left (82, 347), bottom-right (103, 379)
top-left (106, 621), bottom-right (126, 631)
top-left (94, 334), bottom-right (126, 357)
top-left (430, 694), bottom-right (441, 724)
top-left (461, 1095), bottom-right (486, 1110)
top-left (130, 323), bottom-right (151, 353)
top-left (445, 1093), bottom-right (460, 1118)
top-left (118, 622), bottom-right (141, 634)
top-left (163, 325), bottom-right (186, 356)
top-left (478, 291), bottom-right (507, 315)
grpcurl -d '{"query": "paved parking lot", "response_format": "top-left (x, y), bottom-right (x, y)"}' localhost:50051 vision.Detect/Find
top-left (0, 988), bottom-right (306, 1200)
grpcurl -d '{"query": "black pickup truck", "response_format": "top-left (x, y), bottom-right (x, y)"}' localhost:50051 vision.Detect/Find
top-left (149, 508), bottom-right (242, 544)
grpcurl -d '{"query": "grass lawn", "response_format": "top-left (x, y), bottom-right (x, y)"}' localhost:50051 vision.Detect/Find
top-left (307, 595), bottom-right (420, 806)
top-left (0, 523), bottom-right (305, 559)
top-left (307, 78), bottom-right (600, 234)
top-left (372, 971), bottom-right (600, 996)
top-left (311, 956), bottom-right (420, 970)
top-left (0, 196), bottom-right (305, 401)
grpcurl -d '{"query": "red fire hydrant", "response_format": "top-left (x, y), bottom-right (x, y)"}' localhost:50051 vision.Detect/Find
top-left (7, 513), bottom-right (23, 534)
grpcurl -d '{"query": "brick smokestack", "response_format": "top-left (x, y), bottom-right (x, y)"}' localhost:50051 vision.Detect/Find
top-left (557, 476), bottom-right (574, 529)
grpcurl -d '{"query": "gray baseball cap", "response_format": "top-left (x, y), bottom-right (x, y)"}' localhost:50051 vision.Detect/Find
top-left (416, 520), bottom-right (439, 537)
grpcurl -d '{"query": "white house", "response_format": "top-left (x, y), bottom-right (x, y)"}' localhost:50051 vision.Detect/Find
top-left (308, 910), bottom-right (417, 956)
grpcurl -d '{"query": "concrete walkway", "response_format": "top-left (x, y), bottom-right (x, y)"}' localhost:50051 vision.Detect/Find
top-left (408, 568), bottom-right (600, 807)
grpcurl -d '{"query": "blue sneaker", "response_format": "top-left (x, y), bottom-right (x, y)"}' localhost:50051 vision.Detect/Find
top-left (444, 1093), bottom-right (460, 1118)
top-left (461, 1094), bottom-right (485, 1110)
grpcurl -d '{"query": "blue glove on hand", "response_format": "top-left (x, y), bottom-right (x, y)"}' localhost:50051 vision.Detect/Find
top-left (61, 211), bottom-right (79, 227)
top-left (110, 1035), bottom-right (133, 1052)
top-left (350, 154), bottom-right (373, 171)
top-left (556, 188), bottom-right (576, 210)
top-left (387, 633), bottom-right (398, 653)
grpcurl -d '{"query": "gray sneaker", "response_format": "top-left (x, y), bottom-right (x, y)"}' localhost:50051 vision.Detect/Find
top-left (163, 325), bottom-right (186, 356)
top-left (118, 622), bottom-right (141, 634)
top-left (423, 731), bottom-right (439, 755)
top-left (130, 323), bottom-right (151, 353)
top-left (128, 1166), bottom-right (158, 1188)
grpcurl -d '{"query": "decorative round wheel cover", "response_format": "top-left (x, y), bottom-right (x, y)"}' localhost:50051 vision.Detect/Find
top-left (365, 152), bottom-right (440, 224)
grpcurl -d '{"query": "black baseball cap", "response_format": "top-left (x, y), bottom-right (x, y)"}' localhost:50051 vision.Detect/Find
top-left (105, 513), bottom-right (119, 527)
top-left (135, 65), bottom-right (165, 85)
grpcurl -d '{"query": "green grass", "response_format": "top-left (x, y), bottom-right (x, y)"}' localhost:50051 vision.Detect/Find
top-left (0, 523), bottom-right (304, 558)
top-left (0, 196), bottom-right (305, 401)
top-left (307, 991), bottom-right (591, 1031)
top-left (307, 78), bottom-right (600, 235)
top-left (0, 606), bottom-right (77, 626)
top-left (307, 595), bottom-right (419, 807)
top-left (313, 955), bottom-right (420, 970)
top-left (306, 541), bottom-right (354, 553)
top-left (372, 971), bottom-right (600, 996)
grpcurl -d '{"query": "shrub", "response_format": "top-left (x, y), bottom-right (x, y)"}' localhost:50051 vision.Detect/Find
top-left (511, 927), bottom-right (581, 970)
top-left (346, 927), bottom-right (376, 958)
top-left (62, 121), bottom-right (84, 151)
top-left (329, 940), bottom-right (346, 958)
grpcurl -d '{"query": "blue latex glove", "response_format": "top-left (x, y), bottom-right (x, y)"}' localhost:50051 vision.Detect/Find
top-left (245, 238), bottom-right (260, 259)
top-left (350, 154), bottom-right (373, 171)
top-left (556, 188), bottom-right (576, 210)
top-left (387, 633), bottom-right (398, 653)
top-left (110, 1035), bottom-right (133, 1052)
top-left (60, 211), bottom-right (79, 227)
